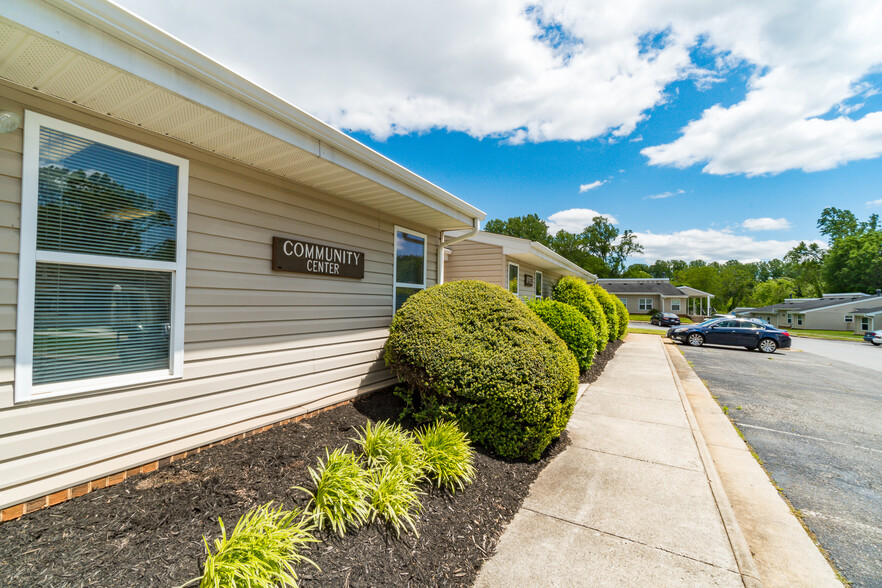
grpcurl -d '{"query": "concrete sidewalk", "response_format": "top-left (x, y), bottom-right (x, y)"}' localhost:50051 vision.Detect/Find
top-left (474, 334), bottom-right (760, 587)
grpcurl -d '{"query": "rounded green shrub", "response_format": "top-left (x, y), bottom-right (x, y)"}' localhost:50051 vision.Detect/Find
top-left (589, 284), bottom-right (620, 342)
top-left (384, 280), bottom-right (579, 461)
top-left (614, 298), bottom-right (629, 338)
top-left (552, 277), bottom-right (610, 351)
top-left (526, 299), bottom-right (597, 371)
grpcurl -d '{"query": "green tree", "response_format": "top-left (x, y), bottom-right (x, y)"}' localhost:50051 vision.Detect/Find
top-left (716, 260), bottom-right (758, 310)
top-left (817, 207), bottom-right (860, 244)
top-left (751, 277), bottom-right (797, 306)
top-left (823, 230), bottom-right (882, 293)
top-left (623, 264), bottom-right (652, 278)
top-left (577, 217), bottom-right (643, 277)
top-left (483, 214), bottom-right (551, 245)
top-left (784, 242), bottom-right (826, 297)
top-left (547, 230), bottom-right (607, 276)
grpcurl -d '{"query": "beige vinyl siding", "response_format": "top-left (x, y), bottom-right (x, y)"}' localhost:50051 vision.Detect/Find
top-left (505, 257), bottom-right (558, 301)
top-left (444, 240), bottom-right (505, 287)
top-left (617, 294), bottom-right (662, 313)
top-left (800, 305), bottom-right (874, 331)
top-left (0, 88), bottom-right (442, 508)
top-left (0, 117), bottom-right (22, 404)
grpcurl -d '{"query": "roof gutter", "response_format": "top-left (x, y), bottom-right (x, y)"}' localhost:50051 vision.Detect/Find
top-left (437, 219), bottom-right (481, 285)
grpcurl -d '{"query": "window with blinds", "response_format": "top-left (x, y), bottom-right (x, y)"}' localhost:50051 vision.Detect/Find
top-left (15, 112), bottom-right (188, 401)
top-left (393, 227), bottom-right (427, 312)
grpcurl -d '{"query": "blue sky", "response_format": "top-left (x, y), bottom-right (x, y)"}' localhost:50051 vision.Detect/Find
top-left (114, 0), bottom-right (882, 263)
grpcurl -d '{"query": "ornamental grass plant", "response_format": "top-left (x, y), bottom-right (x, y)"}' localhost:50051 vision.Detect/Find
top-left (368, 464), bottom-right (424, 537)
top-left (296, 447), bottom-right (372, 536)
top-left (198, 502), bottom-right (318, 588)
top-left (416, 420), bottom-right (476, 493)
top-left (353, 419), bottom-right (426, 482)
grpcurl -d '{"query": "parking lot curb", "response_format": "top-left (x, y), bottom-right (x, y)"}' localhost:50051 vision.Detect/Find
top-left (662, 340), bottom-right (763, 588)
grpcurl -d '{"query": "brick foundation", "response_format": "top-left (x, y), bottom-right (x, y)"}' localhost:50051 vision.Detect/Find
top-left (0, 398), bottom-right (352, 524)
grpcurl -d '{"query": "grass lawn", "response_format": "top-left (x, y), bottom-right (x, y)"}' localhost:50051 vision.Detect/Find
top-left (627, 328), bottom-right (665, 336)
top-left (788, 328), bottom-right (867, 342)
top-left (629, 314), bottom-right (694, 324)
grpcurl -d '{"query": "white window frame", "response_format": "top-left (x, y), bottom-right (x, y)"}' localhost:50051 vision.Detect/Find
top-left (670, 299), bottom-right (681, 312)
top-left (507, 262), bottom-right (520, 296)
top-left (618, 297), bottom-right (627, 308)
top-left (786, 313), bottom-right (792, 324)
top-left (534, 271), bottom-right (543, 299)
top-left (861, 316), bottom-right (871, 331)
top-left (393, 225), bottom-right (428, 313)
top-left (15, 112), bottom-right (189, 403)
top-left (796, 314), bottom-right (803, 326)
top-left (844, 314), bottom-right (853, 323)
top-left (638, 298), bottom-right (653, 311)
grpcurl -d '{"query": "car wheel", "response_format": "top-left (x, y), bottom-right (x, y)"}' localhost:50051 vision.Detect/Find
top-left (687, 333), bottom-right (704, 347)
top-left (758, 338), bottom-right (778, 353)
top-left (872, 341), bottom-right (881, 346)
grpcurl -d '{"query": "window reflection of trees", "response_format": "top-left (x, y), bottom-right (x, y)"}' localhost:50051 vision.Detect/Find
top-left (396, 254), bottom-right (424, 285)
top-left (37, 165), bottom-right (176, 260)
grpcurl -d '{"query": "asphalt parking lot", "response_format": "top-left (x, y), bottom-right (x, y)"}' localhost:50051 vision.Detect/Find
top-left (678, 340), bottom-right (882, 588)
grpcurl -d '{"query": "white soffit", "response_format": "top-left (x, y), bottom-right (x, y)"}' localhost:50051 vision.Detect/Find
top-left (0, 0), bottom-right (484, 230)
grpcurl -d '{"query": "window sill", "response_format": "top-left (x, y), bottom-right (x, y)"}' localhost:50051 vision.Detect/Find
top-left (19, 370), bottom-right (182, 403)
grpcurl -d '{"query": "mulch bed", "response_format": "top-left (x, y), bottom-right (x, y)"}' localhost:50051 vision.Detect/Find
top-left (581, 338), bottom-right (623, 384)
top-left (0, 340), bottom-right (623, 587)
top-left (0, 392), bottom-right (568, 587)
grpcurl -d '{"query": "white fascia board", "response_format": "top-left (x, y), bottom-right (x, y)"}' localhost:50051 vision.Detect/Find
top-left (802, 295), bottom-right (882, 313)
top-left (525, 244), bottom-right (596, 281)
top-left (8, 0), bottom-right (485, 226)
top-left (468, 232), bottom-right (595, 281)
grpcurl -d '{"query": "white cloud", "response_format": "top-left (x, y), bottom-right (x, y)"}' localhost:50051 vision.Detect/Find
top-left (631, 229), bottom-right (824, 263)
top-left (579, 180), bottom-right (606, 192)
top-left (641, 2), bottom-right (882, 175)
top-left (867, 198), bottom-right (882, 207)
top-left (546, 208), bottom-right (618, 234)
top-left (114, 1), bottom-right (882, 174)
top-left (742, 217), bottom-right (791, 231)
top-left (644, 189), bottom-right (685, 200)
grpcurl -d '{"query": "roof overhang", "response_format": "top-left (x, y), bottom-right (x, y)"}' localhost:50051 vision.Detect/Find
top-left (0, 0), bottom-right (485, 230)
top-left (676, 286), bottom-right (714, 298)
top-left (802, 295), bottom-right (882, 313)
top-left (463, 231), bottom-right (597, 282)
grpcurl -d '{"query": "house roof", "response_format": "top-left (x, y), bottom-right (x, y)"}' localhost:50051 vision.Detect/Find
top-left (598, 279), bottom-right (713, 298)
top-left (852, 304), bottom-right (882, 315)
top-left (1, 0), bottom-right (485, 230)
top-left (748, 294), bottom-right (881, 314)
top-left (453, 232), bottom-right (597, 282)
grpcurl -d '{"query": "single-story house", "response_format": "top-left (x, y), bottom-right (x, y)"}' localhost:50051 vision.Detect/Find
top-left (0, 1), bottom-right (486, 519)
top-left (598, 278), bottom-right (714, 316)
top-left (443, 231), bottom-right (597, 299)
top-left (742, 292), bottom-right (882, 331)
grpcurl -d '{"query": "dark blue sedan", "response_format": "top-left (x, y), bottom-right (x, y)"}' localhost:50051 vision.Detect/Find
top-left (667, 318), bottom-right (791, 353)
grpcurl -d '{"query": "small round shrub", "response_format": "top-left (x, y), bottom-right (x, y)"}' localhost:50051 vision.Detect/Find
top-left (552, 276), bottom-right (610, 351)
top-left (527, 299), bottom-right (597, 371)
top-left (615, 298), bottom-right (628, 338)
top-left (589, 284), bottom-right (620, 342)
top-left (384, 280), bottom-right (579, 461)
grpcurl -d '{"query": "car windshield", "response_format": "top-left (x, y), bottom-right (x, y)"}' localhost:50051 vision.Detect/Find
top-left (697, 319), bottom-right (719, 326)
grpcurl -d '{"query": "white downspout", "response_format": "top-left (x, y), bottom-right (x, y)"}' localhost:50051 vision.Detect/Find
top-left (436, 218), bottom-right (480, 285)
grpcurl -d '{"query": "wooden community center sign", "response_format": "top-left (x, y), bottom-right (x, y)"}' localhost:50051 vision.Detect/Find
top-left (272, 236), bottom-right (365, 279)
